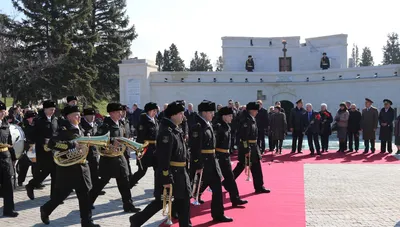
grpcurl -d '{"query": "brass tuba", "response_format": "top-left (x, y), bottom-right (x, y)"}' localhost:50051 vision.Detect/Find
top-left (53, 133), bottom-right (110, 167)
top-left (99, 136), bottom-right (148, 158)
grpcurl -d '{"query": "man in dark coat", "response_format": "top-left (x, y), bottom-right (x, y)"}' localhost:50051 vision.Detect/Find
top-left (40, 105), bottom-right (99, 227)
top-left (232, 102), bottom-right (270, 194)
top-left (25, 100), bottom-right (58, 200)
top-left (89, 103), bottom-right (140, 213)
top-left (289, 99), bottom-right (306, 153)
top-left (0, 101), bottom-right (18, 217)
top-left (130, 101), bottom-right (192, 227)
top-left (256, 100), bottom-right (268, 154)
top-left (379, 99), bottom-right (395, 153)
top-left (319, 104), bottom-right (333, 152)
top-left (361, 98), bottom-right (379, 153)
top-left (184, 103), bottom-right (197, 134)
top-left (347, 104), bottom-right (362, 152)
top-left (269, 106), bottom-right (287, 154)
top-left (129, 102), bottom-right (158, 187)
top-left (80, 108), bottom-right (104, 196)
top-left (190, 100), bottom-right (232, 223)
top-left (303, 103), bottom-right (321, 155)
top-left (245, 55), bottom-right (255, 72)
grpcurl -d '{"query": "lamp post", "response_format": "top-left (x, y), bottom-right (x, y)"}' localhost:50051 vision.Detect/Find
top-left (282, 40), bottom-right (287, 72)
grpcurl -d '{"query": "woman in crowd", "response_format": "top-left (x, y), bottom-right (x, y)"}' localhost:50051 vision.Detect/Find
top-left (334, 103), bottom-right (349, 152)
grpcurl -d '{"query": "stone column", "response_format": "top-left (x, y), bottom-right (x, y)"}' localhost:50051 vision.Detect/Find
top-left (119, 58), bottom-right (157, 109)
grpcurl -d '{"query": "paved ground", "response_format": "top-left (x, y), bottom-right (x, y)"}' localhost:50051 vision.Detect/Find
top-left (0, 158), bottom-right (162, 227)
top-left (305, 164), bottom-right (400, 227)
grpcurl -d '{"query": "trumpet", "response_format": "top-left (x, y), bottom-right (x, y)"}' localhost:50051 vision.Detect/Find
top-left (245, 151), bottom-right (252, 181)
top-left (191, 169), bottom-right (203, 205)
top-left (53, 133), bottom-right (110, 167)
top-left (162, 184), bottom-right (173, 225)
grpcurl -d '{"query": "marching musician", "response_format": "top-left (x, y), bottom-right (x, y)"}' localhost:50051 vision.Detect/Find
top-left (232, 102), bottom-right (270, 194)
top-left (215, 107), bottom-right (248, 207)
top-left (25, 100), bottom-right (59, 200)
top-left (17, 110), bottom-right (41, 187)
top-left (120, 105), bottom-right (133, 176)
top-left (190, 100), bottom-right (233, 223)
top-left (129, 102), bottom-right (158, 188)
top-left (0, 101), bottom-right (18, 217)
top-left (130, 101), bottom-right (192, 227)
top-left (40, 105), bottom-right (99, 227)
top-left (80, 107), bottom-right (105, 196)
top-left (89, 103), bottom-right (140, 213)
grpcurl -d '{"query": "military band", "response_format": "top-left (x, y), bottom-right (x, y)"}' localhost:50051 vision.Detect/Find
top-left (4, 95), bottom-right (398, 226)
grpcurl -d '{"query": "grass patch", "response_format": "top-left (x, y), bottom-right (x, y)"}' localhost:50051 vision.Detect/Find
top-left (0, 97), bottom-right (14, 107)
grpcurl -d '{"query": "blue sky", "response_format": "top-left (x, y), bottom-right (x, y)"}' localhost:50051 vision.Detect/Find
top-left (2, 0), bottom-right (399, 67)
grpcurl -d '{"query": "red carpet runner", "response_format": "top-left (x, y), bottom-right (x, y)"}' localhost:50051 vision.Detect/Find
top-left (161, 150), bottom-right (399, 227)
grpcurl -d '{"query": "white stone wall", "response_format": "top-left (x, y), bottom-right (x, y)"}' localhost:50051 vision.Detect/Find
top-left (222, 34), bottom-right (348, 72)
top-left (119, 59), bottom-right (400, 114)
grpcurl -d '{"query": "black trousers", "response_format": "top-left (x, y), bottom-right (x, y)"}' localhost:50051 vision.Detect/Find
top-left (257, 130), bottom-right (266, 153)
top-left (307, 133), bottom-right (320, 153)
top-left (0, 170), bottom-right (15, 213)
top-left (215, 155), bottom-right (240, 203)
top-left (291, 133), bottom-right (304, 152)
top-left (268, 135), bottom-right (275, 150)
top-left (364, 140), bottom-right (376, 151)
top-left (232, 146), bottom-right (264, 191)
top-left (320, 134), bottom-right (330, 151)
top-left (17, 154), bottom-right (39, 184)
top-left (124, 153), bottom-right (133, 176)
top-left (27, 162), bottom-right (56, 199)
top-left (90, 175), bottom-right (132, 206)
top-left (129, 166), bottom-right (156, 188)
top-left (87, 157), bottom-right (100, 190)
top-left (42, 185), bottom-right (92, 224)
top-left (198, 171), bottom-right (225, 218)
top-left (348, 131), bottom-right (359, 150)
top-left (130, 197), bottom-right (191, 227)
top-left (381, 140), bottom-right (393, 152)
top-left (230, 130), bottom-right (236, 151)
top-left (274, 139), bottom-right (283, 150)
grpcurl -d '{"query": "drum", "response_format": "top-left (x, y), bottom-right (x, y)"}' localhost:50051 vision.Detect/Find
top-left (10, 124), bottom-right (25, 159)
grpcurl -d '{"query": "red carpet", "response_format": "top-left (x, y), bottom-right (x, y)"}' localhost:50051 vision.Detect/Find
top-left (160, 150), bottom-right (399, 227)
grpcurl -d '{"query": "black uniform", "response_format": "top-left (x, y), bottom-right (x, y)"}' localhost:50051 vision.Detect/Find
top-left (0, 117), bottom-right (18, 217)
top-left (289, 105), bottom-right (306, 153)
top-left (379, 106), bottom-right (395, 153)
top-left (17, 118), bottom-right (40, 186)
top-left (40, 119), bottom-right (97, 227)
top-left (320, 56), bottom-right (330, 70)
top-left (256, 107), bottom-right (268, 153)
top-left (232, 106), bottom-right (269, 193)
top-left (89, 116), bottom-right (140, 212)
top-left (245, 57), bottom-right (255, 72)
top-left (26, 106), bottom-right (59, 200)
top-left (190, 109), bottom-right (231, 222)
top-left (214, 117), bottom-right (247, 206)
top-left (120, 117), bottom-right (133, 176)
top-left (80, 118), bottom-right (100, 192)
top-left (130, 113), bottom-right (158, 187)
top-left (130, 117), bottom-right (192, 227)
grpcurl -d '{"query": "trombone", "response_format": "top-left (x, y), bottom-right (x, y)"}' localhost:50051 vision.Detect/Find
top-left (191, 169), bottom-right (203, 205)
top-left (162, 184), bottom-right (173, 225)
top-left (245, 151), bottom-right (252, 181)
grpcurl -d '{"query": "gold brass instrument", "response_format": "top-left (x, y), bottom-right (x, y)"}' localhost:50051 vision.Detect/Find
top-left (191, 169), bottom-right (203, 205)
top-left (162, 184), bottom-right (173, 225)
top-left (99, 137), bottom-right (148, 159)
top-left (245, 151), bottom-right (252, 181)
top-left (53, 133), bottom-right (110, 167)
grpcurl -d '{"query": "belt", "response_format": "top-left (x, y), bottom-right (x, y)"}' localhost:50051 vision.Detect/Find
top-left (0, 147), bottom-right (8, 152)
top-left (170, 161), bottom-right (186, 167)
top-left (144, 140), bottom-right (156, 144)
top-left (201, 149), bottom-right (215, 154)
top-left (215, 148), bottom-right (229, 153)
top-left (248, 140), bottom-right (257, 143)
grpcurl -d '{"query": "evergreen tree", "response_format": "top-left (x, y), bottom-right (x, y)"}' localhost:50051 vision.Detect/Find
top-left (90, 0), bottom-right (138, 101)
top-left (215, 56), bottom-right (223, 71)
top-left (351, 44), bottom-right (360, 67)
top-left (359, 47), bottom-right (374, 66)
top-left (155, 51), bottom-right (163, 71)
top-left (189, 51), bottom-right (213, 71)
top-left (10, 0), bottom-right (95, 102)
top-left (162, 49), bottom-right (172, 71)
top-left (168, 43), bottom-right (185, 71)
top-left (382, 32), bottom-right (400, 65)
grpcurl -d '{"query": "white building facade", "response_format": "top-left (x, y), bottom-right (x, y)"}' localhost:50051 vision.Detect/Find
top-left (119, 58), bottom-right (400, 115)
top-left (222, 34), bottom-right (348, 72)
